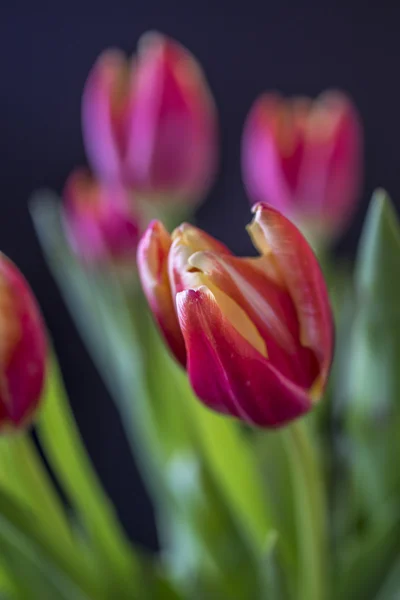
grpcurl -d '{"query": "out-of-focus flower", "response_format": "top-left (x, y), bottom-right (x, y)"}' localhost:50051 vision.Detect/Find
top-left (0, 255), bottom-right (47, 431)
top-left (242, 91), bottom-right (363, 240)
top-left (137, 204), bottom-right (333, 428)
top-left (63, 168), bottom-right (140, 264)
top-left (82, 32), bottom-right (218, 205)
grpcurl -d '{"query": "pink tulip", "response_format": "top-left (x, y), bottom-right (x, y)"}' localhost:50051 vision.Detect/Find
top-left (63, 168), bottom-right (140, 264)
top-left (82, 32), bottom-right (218, 204)
top-left (0, 255), bottom-right (47, 431)
top-left (137, 204), bottom-right (333, 428)
top-left (242, 91), bottom-right (363, 239)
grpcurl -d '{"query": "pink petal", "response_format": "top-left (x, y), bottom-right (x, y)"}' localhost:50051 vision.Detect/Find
top-left (82, 49), bottom-right (130, 183)
top-left (189, 251), bottom-right (319, 389)
top-left (125, 33), bottom-right (218, 199)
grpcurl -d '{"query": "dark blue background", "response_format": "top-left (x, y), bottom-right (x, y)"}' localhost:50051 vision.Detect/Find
top-left (1, 1), bottom-right (399, 550)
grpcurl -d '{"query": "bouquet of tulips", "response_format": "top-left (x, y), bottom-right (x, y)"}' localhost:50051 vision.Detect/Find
top-left (0, 31), bottom-right (399, 600)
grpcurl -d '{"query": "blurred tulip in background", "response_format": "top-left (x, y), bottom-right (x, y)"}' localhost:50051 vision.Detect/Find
top-left (82, 32), bottom-right (218, 205)
top-left (242, 90), bottom-right (363, 241)
top-left (0, 255), bottom-right (47, 431)
top-left (62, 168), bottom-right (140, 264)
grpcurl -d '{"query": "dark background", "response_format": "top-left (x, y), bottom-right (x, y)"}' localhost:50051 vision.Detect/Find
top-left (1, 1), bottom-right (399, 551)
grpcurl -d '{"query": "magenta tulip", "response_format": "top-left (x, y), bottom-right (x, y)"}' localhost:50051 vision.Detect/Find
top-left (82, 32), bottom-right (218, 205)
top-left (63, 168), bottom-right (140, 264)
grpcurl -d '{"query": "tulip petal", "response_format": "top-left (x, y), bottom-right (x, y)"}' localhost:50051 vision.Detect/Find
top-left (137, 220), bottom-right (186, 365)
top-left (168, 222), bottom-right (231, 296)
top-left (176, 287), bottom-right (312, 427)
top-left (125, 33), bottom-right (218, 199)
top-left (302, 91), bottom-right (362, 229)
top-left (242, 93), bottom-right (306, 211)
top-left (189, 251), bottom-right (319, 389)
top-left (82, 49), bottom-right (131, 183)
top-left (248, 204), bottom-right (333, 387)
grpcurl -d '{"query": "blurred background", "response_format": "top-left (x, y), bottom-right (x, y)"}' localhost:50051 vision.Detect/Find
top-left (1, 1), bottom-right (399, 553)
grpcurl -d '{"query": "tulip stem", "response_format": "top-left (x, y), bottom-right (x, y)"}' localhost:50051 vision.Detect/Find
top-left (283, 420), bottom-right (327, 600)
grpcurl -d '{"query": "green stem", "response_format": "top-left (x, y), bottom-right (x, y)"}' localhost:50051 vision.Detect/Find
top-left (282, 420), bottom-right (327, 600)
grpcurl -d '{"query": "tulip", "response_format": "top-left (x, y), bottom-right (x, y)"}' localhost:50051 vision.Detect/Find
top-left (82, 32), bottom-right (218, 204)
top-left (63, 168), bottom-right (140, 264)
top-left (0, 255), bottom-right (47, 431)
top-left (242, 91), bottom-right (363, 240)
top-left (137, 204), bottom-right (333, 428)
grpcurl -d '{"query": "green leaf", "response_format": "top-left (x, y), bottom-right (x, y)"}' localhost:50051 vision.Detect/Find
top-left (0, 434), bottom-right (75, 555)
top-left (37, 352), bottom-right (142, 599)
top-left (0, 488), bottom-right (99, 600)
top-left (334, 511), bottom-right (400, 600)
top-left (350, 189), bottom-right (400, 417)
top-left (337, 191), bottom-right (400, 597)
top-left (346, 191), bottom-right (400, 516)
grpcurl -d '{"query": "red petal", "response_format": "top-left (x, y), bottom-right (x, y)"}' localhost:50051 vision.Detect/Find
top-left (0, 256), bottom-right (47, 429)
top-left (189, 251), bottom-right (319, 389)
top-left (248, 204), bottom-right (334, 388)
top-left (176, 287), bottom-right (311, 428)
top-left (137, 221), bottom-right (186, 365)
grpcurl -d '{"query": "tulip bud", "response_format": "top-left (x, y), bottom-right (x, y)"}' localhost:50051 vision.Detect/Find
top-left (242, 91), bottom-right (363, 241)
top-left (0, 255), bottom-right (47, 431)
top-left (63, 168), bottom-right (140, 264)
top-left (137, 205), bottom-right (333, 428)
top-left (82, 32), bottom-right (218, 205)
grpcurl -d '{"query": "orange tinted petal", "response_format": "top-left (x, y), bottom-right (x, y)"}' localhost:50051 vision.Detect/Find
top-left (137, 220), bottom-right (186, 365)
top-left (248, 203), bottom-right (333, 388)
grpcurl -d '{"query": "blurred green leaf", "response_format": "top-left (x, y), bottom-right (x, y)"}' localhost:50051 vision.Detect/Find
top-left (338, 191), bottom-right (400, 598)
top-left (347, 191), bottom-right (400, 508)
top-left (0, 433), bottom-right (76, 560)
top-left (334, 510), bottom-right (400, 600)
top-left (0, 488), bottom-right (99, 600)
top-left (350, 190), bottom-right (400, 413)
top-left (37, 352), bottom-right (142, 599)
top-left (375, 556), bottom-right (400, 600)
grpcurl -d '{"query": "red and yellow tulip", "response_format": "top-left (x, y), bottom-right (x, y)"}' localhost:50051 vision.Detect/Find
top-left (138, 204), bottom-right (333, 427)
